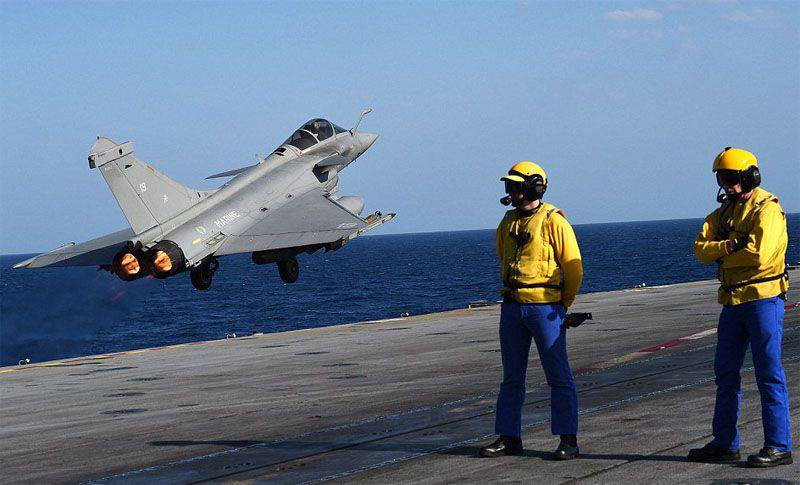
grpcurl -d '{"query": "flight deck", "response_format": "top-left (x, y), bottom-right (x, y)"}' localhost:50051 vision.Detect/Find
top-left (1, 273), bottom-right (798, 484)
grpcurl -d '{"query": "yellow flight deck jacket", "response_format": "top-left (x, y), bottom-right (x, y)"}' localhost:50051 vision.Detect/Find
top-left (693, 187), bottom-right (789, 306)
top-left (496, 202), bottom-right (583, 307)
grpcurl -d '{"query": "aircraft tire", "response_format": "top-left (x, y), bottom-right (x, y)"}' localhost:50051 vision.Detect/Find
top-left (190, 264), bottom-right (213, 291)
top-left (277, 257), bottom-right (299, 284)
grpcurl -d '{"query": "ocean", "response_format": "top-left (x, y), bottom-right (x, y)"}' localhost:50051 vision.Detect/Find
top-left (1, 215), bottom-right (798, 367)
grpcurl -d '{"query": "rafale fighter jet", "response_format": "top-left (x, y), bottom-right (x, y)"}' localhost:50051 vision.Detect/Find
top-left (13, 109), bottom-right (394, 290)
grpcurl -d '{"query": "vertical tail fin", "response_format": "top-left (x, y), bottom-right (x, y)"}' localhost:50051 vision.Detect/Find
top-left (88, 137), bottom-right (204, 235)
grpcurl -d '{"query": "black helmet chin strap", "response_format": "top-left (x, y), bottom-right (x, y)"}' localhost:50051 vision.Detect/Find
top-left (521, 189), bottom-right (542, 205)
top-left (511, 191), bottom-right (542, 208)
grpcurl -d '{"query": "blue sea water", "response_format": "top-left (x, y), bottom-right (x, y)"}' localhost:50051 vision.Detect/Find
top-left (1, 215), bottom-right (798, 367)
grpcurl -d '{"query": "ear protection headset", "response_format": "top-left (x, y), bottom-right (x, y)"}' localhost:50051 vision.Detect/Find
top-left (740, 165), bottom-right (761, 192)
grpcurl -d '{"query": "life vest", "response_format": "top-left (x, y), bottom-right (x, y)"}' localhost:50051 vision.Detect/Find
top-left (714, 187), bottom-right (789, 305)
top-left (498, 202), bottom-right (565, 304)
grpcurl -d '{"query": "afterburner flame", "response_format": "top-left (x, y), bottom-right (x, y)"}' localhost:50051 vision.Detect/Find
top-left (119, 253), bottom-right (140, 275)
top-left (152, 250), bottom-right (173, 273)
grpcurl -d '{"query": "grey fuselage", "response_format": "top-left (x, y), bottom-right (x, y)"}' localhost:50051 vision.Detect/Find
top-left (134, 126), bottom-right (377, 268)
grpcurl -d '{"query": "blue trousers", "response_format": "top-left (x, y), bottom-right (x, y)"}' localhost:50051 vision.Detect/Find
top-left (712, 296), bottom-right (791, 452)
top-left (495, 302), bottom-right (578, 438)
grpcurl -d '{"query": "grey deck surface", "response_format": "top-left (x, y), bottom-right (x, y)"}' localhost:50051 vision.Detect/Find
top-left (1, 273), bottom-right (798, 484)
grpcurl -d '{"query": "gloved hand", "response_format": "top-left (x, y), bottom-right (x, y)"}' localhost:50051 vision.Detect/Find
top-left (562, 312), bottom-right (592, 329)
top-left (726, 236), bottom-right (747, 254)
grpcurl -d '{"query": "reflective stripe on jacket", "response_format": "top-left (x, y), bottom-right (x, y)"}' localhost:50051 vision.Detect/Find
top-left (693, 187), bottom-right (789, 306)
top-left (496, 202), bottom-right (583, 307)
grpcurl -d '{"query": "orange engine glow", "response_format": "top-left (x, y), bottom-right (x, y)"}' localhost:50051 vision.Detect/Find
top-left (152, 250), bottom-right (173, 273)
top-left (118, 253), bottom-right (140, 275)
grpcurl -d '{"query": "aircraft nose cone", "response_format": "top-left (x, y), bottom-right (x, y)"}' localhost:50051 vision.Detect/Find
top-left (357, 132), bottom-right (378, 152)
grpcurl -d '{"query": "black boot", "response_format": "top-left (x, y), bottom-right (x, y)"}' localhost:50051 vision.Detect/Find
top-left (479, 435), bottom-right (523, 457)
top-left (552, 434), bottom-right (579, 460)
top-left (747, 448), bottom-right (793, 467)
top-left (687, 442), bottom-right (740, 463)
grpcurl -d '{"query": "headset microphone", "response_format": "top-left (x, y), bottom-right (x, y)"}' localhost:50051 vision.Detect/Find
top-left (716, 187), bottom-right (728, 204)
top-left (500, 196), bottom-right (512, 206)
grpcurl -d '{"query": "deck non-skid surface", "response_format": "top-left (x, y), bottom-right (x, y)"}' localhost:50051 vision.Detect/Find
top-left (1, 273), bottom-right (798, 484)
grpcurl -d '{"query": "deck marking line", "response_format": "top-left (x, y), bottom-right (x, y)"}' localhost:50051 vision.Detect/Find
top-left (639, 338), bottom-right (690, 353)
top-left (359, 317), bottom-right (406, 324)
top-left (685, 328), bottom-right (717, 340)
top-left (635, 325), bottom-right (721, 354)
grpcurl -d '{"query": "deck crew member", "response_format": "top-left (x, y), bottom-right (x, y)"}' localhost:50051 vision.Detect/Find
top-left (690, 147), bottom-right (792, 467)
top-left (480, 161), bottom-right (583, 460)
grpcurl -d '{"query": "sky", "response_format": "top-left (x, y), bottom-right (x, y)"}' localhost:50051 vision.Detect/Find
top-left (1, 0), bottom-right (798, 254)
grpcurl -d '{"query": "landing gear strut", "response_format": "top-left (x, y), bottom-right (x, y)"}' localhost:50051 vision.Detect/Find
top-left (190, 257), bottom-right (218, 291)
top-left (277, 257), bottom-right (299, 284)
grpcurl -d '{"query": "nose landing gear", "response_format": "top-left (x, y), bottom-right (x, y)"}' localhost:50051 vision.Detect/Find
top-left (277, 257), bottom-right (299, 284)
top-left (190, 257), bottom-right (219, 291)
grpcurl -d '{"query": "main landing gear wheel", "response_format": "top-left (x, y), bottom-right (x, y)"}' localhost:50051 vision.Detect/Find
top-left (190, 257), bottom-right (218, 291)
top-left (277, 257), bottom-right (299, 284)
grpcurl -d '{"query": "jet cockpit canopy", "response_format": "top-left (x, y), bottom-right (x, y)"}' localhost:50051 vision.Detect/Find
top-left (283, 119), bottom-right (349, 150)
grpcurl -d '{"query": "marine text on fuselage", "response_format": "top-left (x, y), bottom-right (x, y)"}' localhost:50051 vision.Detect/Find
top-left (214, 210), bottom-right (241, 229)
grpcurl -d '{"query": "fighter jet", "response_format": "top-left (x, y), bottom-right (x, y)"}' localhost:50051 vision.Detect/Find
top-left (13, 109), bottom-right (395, 290)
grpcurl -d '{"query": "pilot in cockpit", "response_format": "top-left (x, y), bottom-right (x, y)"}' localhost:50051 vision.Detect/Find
top-left (304, 119), bottom-right (333, 141)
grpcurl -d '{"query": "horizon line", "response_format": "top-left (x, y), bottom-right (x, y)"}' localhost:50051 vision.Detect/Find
top-left (3, 212), bottom-right (798, 258)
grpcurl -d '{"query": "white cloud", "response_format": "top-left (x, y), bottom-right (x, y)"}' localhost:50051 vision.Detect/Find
top-left (724, 8), bottom-right (776, 23)
top-left (725, 11), bottom-right (755, 22)
top-left (608, 28), bottom-right (664, 41)
top-left (605, 8), bottom-right (664, 21)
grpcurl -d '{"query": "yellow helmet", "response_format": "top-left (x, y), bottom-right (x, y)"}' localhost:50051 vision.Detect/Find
top-left (501, 161), bottom-right (548, 202)
top-left (712, 147), bottom-right (762, 195)
top-left (501, 161), bottom-right (547, 185)
top-left (712, 147), bottom-right (758, 172)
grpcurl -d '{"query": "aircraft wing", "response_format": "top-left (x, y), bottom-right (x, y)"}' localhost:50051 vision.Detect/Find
top-left (12, 228), bottom-right (135, 269)
top-left (215, 190), bottom-right (392, 256)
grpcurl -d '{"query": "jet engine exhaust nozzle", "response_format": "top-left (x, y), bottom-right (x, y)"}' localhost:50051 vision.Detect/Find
top-left (112, 250), bottom-right (149, 282)
top-left (147, 240), bottom-right (186, 279)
